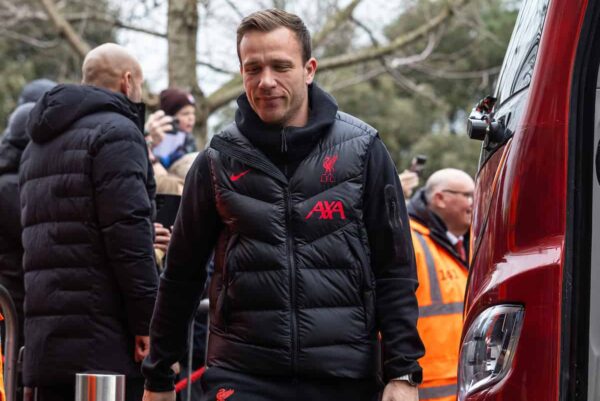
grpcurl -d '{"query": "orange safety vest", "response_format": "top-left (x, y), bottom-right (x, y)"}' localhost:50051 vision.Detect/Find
top-left (411, 220), bottom-right (468, 401)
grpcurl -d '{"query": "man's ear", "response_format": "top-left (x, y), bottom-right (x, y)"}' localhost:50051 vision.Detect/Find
top-left (120, 71), bottom-right (132, 96)
top-left (305, 57), bottom-right (318, 84)
top-left (433, 192), bottom-right (446, 209)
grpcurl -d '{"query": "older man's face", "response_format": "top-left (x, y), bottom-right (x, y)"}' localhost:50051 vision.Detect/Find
top-left (436, 178), bottom-right (475, 235)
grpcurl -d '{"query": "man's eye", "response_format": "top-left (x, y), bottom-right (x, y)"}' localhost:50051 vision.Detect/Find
top-left (275, 65), bottom-right (291, 71)
top-left (245, 68), bottom-right (260, 74)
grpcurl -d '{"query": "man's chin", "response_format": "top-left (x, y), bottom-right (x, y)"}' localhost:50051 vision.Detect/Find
top-left (257, 112), bottom-right (285, 126)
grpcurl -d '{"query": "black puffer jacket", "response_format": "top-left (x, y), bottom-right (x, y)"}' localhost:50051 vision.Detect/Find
top-left (0, 79), bottom-right (56, 341)
top-left (20, 84), bottom-right (158, 386)
top-left (0, 103), bottom-right (35, 335)
top-left (143, 84), bottom-right (424, 391)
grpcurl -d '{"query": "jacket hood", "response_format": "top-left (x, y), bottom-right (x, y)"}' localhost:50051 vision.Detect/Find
top-left (408, 189), bottom-right (450, 235)
top-left (18, 79), bottom-right (57, 106)
top-left (234, 83), bottom-right (338, 167)
top-left (0, 103), bottom-right (35, 174)
top-left (27, 84), bottom-right (144, 144)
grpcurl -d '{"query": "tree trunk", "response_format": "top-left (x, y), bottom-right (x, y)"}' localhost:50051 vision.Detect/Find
top-left (167, 0), bottom-right (208, 147)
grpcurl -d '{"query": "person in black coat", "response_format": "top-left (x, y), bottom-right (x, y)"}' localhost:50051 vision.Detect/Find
top-left (0, 79), bottom-right (56, 344)
top-left (19, 44), bottom-right (158, 401)
top-left (143, 9), bottom-right (424, 401)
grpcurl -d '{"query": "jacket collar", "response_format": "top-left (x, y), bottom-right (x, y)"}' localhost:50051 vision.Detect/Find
top-left (234, 83), bottom-right (338, 167)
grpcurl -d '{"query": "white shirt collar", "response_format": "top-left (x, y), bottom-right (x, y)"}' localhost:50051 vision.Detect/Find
top-left (446, 231), bottom-right (463, 245)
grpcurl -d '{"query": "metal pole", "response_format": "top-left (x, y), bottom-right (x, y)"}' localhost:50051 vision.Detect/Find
top-left (75, 373), bottom-right (125, 401)
top-left (0, 284), bottom-right (19, 401)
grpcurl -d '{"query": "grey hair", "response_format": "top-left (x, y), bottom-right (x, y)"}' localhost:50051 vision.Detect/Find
top-left (424, 168), bottom-right (473, 203)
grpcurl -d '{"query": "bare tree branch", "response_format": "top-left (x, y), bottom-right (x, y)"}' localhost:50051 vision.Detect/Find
top-left (387, 33), bottom-right (437, 68)
top-left (206, 76), bottom-right (243, 113)
top-left (38, 0), bottom-right (90, 58)
top-left (318, 0), bottom-right (472, 72)
top-left (65, 13), bottom-right (167, 38)
top-left (196, 60), bottom-right (236, 75)
top-left (223, 0), bottom-right (244, 19)
top-left (383, 61), bottom-right (447, 109)
top-left (0, 29), bottom-right (59, 48)
top-left (409, 64), bottom-right (502, 79)
top-left (328, 67), bottom-right (386, 92)
top-left (350, 15), bottom-right (379, 47)
top-left (328, 36), bottom-right (437, 92)
top-left (312, 0), bottom-right (363, 48)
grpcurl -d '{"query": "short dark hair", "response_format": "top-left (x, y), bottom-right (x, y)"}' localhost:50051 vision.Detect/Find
top-left (236, 9), bottom-right (312, 64)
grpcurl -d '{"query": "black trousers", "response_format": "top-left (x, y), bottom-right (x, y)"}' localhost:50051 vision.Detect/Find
top-left (200, 367), bottom-right (382, 401)
top-left (35, 377), bottom-right (144, 401)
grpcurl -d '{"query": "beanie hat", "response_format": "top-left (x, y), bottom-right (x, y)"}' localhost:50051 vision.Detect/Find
top-left (159, 88), bottom-right (195, 116)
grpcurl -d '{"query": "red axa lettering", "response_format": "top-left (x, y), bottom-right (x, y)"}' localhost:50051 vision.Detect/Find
top-left (305, 201), bottom-right (346, 220)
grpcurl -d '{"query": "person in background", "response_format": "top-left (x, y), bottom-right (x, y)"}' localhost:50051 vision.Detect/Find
top-left (399, 170), bottom-right (419, 199)
top-left (145, 89), bottom-right (197, 169)
top-left (0, 79), bottom-right (56, 345)
top-left (407, 168), bottom-right (474, 401)
top-left (19, 43), bottom-right (158, 401)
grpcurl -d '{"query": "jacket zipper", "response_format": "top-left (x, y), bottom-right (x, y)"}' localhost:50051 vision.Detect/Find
top-left (284, 188), bottom-right (298, 376)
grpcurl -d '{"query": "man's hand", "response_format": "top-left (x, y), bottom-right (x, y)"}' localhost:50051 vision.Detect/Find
top-left (145, 110), bottom-right (174, 148)
top-left (142, 390), bottom-right (176, 401)
top-left (399, 170), bottom-right (419, 199)
top-left (134, 335), bottom-right (150, 362)
top-left (154, 223), bottom-right (171, 253)
top-left (382, 381), bottom-right (419, 401)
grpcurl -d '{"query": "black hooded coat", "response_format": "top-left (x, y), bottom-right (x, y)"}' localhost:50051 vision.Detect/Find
top-left (0, 79), bottom-right (56, 341)
top-left (19, 84), bottom-right (158, 386)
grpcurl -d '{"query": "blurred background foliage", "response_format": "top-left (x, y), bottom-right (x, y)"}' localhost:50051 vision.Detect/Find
top-left (0, 0), bottom-right (521, 180)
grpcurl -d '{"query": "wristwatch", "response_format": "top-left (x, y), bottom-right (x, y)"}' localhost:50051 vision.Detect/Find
top-left (394, 372), bottom-right (421, 386)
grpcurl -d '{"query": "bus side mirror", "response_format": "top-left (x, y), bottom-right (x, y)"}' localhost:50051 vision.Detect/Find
top-left (467, 96), bottom-right (507, 143)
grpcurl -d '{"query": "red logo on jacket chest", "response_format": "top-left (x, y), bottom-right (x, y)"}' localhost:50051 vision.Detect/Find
top-left (305, 201), bottom-right (346, 220)
top-left (216, 388), bottom-right (235, 401)
top-left (320, 155), bottom-right (338, 183)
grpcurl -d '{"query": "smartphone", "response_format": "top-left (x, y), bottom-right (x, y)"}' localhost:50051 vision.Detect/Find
top-left (409, 155), bottom-right (427, 175)
top-left (165, 117), bottom-right (180, 135)
top-left (155, 194), bottom-right (181, 228)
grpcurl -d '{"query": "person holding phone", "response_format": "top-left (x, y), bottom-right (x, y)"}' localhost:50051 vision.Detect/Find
top-left (399, 155), bottom-right (427, 199)
top-left (145, 88), bottom-right (197, 169)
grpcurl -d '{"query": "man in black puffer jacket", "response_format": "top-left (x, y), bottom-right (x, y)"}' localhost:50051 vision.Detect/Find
top-left (19, 44), bottom-right (158, 401)
top-left (143, 9), bottom-right (424, 401)
top-left (0, 79), bottom-right (56, 343)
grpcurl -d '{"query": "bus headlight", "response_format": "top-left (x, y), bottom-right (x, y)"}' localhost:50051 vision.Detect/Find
top-left (458, 305), bottom-right (524, 400)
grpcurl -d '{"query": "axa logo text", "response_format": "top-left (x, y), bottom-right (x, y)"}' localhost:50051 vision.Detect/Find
top-left (305, 201), bottom-right (346, 220)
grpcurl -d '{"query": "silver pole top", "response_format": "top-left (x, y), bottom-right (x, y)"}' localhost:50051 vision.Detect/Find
top-left (75, 373), bottom-right (125, 401)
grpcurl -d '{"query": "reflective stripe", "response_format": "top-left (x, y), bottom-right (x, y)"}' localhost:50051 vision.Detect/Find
top-left (419, 383), bottom-right (457, 399)
top-left (414, 232), bottom-right (442, 303)
top-left (420, 301), bottom-right (464, 318)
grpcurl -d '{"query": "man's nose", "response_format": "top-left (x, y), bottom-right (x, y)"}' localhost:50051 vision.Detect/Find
top-left (258, 68), bottom-right (276, 89)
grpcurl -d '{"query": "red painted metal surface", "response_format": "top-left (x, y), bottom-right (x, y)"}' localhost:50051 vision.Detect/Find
top-left (462, 0), bottom-right (589, 400)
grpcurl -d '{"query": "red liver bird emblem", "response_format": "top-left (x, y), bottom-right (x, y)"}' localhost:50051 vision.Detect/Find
top-left (321, 155), bottom-right (338, 183)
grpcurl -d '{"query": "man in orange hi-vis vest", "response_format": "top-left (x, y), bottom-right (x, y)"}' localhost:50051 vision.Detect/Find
top-left (407, 169), bottom-right (474, 401)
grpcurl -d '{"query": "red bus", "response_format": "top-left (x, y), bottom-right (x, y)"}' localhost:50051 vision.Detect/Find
top-left (458, 0), bottom-right (600, 400)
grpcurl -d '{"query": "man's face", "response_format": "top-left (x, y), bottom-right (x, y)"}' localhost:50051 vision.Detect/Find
top-left (239, 27), bottom-right (316, 127)
top-left (126, 66), bottom-right (144, 103)
top-left (433, 178), bottom-right (475, 235)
